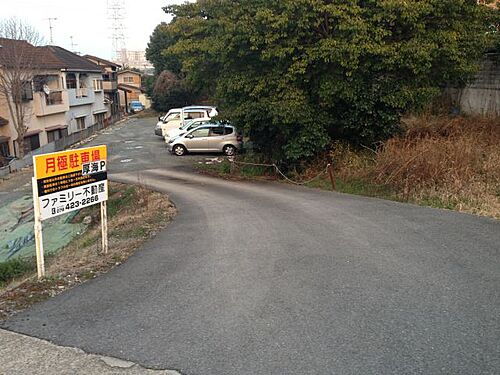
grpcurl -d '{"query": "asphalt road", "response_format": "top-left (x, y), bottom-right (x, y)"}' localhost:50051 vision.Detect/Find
top-left (3, 118), bottom-right (500, 374)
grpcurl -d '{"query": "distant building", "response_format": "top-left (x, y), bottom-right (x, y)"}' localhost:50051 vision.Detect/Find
top-left (117, 70), bottom-right (148, 112)
top-left (84, 54), bottom-right (122, 121)
top-left (115, 49), bottom-right (153, 72)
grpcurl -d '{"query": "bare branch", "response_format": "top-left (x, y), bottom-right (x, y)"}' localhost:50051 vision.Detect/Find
top-left (0, 18), bottom-right (45, 157)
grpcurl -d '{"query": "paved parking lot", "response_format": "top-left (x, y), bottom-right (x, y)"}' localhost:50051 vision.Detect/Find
top-left (85, 117), bottom-right (203, 173)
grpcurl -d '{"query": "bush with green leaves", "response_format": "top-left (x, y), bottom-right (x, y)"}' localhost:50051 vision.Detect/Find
top-left (148, 0), bottom-right (494, 162)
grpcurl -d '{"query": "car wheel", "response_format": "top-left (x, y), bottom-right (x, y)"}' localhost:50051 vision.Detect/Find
top-left (173, 145), bottom-right (187, 156)
top-left (223, 145), bottom-right (237, 156)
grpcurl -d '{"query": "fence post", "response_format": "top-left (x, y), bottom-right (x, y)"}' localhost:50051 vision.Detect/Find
top-left (327, 163), bottom-right (336, 190)
top-left (229, 158), bottom-right (235, 175)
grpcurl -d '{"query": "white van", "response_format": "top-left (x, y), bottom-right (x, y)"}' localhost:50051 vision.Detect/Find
top-left (158, 106), bottom-right (218, 137)
top-left (155, 108), bottom-right (181, 136)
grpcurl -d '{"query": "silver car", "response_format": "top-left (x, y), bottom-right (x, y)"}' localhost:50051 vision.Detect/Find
top-left (167, 124), bottom-right (242, 156)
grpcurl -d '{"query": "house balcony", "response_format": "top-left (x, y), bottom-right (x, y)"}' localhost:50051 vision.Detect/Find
top-left (68, 88), bottom-right (95, 106)
top-left (33, 91), bottom-right (69, 117)
top-left (103, 80), bottom-right (118, 91)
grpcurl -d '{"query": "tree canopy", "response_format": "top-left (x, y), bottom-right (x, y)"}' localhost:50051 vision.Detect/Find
top-left (147, 0), bottom-right (495, 161)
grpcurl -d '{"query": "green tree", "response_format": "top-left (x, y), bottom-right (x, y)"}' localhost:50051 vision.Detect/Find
top-left (150, 70), bottom-right (193, 112)
top-left (146, 23), bottom-right (182, 74)
top-left (157, 0), bottom-right (491, 161)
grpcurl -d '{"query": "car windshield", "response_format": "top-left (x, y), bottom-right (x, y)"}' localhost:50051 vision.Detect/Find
top-left (165, 113), bottom-right (180, 121)
top-left (181, 120), bottom-right (196, 129)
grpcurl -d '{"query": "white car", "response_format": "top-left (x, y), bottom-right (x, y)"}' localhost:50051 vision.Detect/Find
top-left (155, 108), bottom-right (181, 136)
top-left (164, 118), bottom-right (211, 143)
top-left (159, 106), bottom-right (218, 137)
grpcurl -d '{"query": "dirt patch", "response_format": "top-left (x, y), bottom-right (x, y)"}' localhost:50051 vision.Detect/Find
top-left (0, 182), bottom-right (176, 320)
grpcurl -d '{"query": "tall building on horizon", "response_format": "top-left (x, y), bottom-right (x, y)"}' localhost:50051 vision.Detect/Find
top-left (115, 49), bottom-right (153, 72)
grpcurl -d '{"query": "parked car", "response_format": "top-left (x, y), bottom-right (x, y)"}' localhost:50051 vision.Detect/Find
top-left (159, 106), bottom-right (218, 137)
top-left (164, 118), bottom-right (211, 143)
top-left (167, 124), bottom-right (242, 156)
top-left (155, 109), bottom-right (181, 136)
top-left (129, 100), bottom-right (145, 113)
top-left (158, 108), bottom-right (181, 123)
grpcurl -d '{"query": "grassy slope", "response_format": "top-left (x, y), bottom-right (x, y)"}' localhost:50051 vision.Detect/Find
top-left (0, 182), bottom-right (175, 318)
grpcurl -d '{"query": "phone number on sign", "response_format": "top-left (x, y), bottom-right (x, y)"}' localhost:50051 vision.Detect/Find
top-left (50, 195), bottom-right (100, 215)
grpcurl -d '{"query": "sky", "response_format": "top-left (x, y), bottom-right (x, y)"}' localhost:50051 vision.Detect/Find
top-left (2, 0), bottom-right (186, 60)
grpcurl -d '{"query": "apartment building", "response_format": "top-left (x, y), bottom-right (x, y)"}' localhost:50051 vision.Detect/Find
top-left (0, 39), bottom-right (106, 158)
top-left (115, 49), bottom-right (153, 72)
top-left (84, 54), bottom-right (121, 120)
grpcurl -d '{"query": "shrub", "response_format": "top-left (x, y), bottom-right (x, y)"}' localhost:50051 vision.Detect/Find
top-left (0, 257), bottom-right (35, 284)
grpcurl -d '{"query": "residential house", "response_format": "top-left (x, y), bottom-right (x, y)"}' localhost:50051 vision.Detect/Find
top-left (117, 69), bottom-right (146, 112)
top-left (0, 39), bottom-right (106, 158)
top-left (42, 47), bottom-right (107, 134)
top-left (84, 54), bottom-right (121, 122)
top-left (0, 38), bottom-right (70, 158)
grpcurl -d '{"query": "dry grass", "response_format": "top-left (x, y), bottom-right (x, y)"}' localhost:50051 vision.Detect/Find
top-left (0, 182), bottom-right (176, 319)
top-left (371, 115), bottom-right (500, 217)
top-left (323, 115), bottom-right (500, 218)
top-left (46, 183), bottom-right (175, 277)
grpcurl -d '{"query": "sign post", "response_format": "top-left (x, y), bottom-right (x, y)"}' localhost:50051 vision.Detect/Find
top-left (101, 201), bottom-right (108, 254)
top-left (32, 177), bottom-right (45, 279)
top-left (33, 145), bottom-right (109, 279)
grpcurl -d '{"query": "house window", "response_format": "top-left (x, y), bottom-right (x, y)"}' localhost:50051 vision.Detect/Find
top-left (47, 129), bottom-right (62, 143)
top-left (94, 113), bottom-right (106, 125)
top-left (123, 76), bottom-right (134, 83)
top-left (24, 134), bottom-right (40, 153)
top-left (66, 73), bottom-right (77, 89)
top-left (76, 117), bottom-right (86, 130)
top-left (21, 81), bottom-right (33, 101)
top-left (0, 142), bottom-right (9, 157)
top-left (93, 79), bottom-right (103, 91)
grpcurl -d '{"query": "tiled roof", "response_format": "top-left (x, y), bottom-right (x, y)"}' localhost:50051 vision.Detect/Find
top-left (0, 38), bottom-right (103, 72)
top-left (0, 38), bottom-right (33, 49)
top-left (84, 54), bottom-right (122, 68)
top-left (118, 69), bottom-right (142, 76)
top-left (40, 46), bottom-right (104, 72)
top-left (0, 38), bottom-right (44, 68)
top-left (118, 83), bottom-right (145, 93)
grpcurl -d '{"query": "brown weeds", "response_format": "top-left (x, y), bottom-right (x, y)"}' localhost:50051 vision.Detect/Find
top-left (371, 116), bottom-right (500, 217)
top-left (320, 115), bottom-right (500, 218)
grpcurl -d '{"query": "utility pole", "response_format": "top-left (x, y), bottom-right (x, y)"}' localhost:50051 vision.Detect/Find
top-left (46, 18), bottom-right (57, 44)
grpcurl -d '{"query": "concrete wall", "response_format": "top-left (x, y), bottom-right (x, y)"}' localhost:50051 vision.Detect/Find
top-left (448, 54), bottom-right (500, 117)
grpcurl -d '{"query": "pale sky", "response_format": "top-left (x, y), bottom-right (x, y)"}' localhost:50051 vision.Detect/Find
top-left (2, 0), bottom-right (186, 60)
